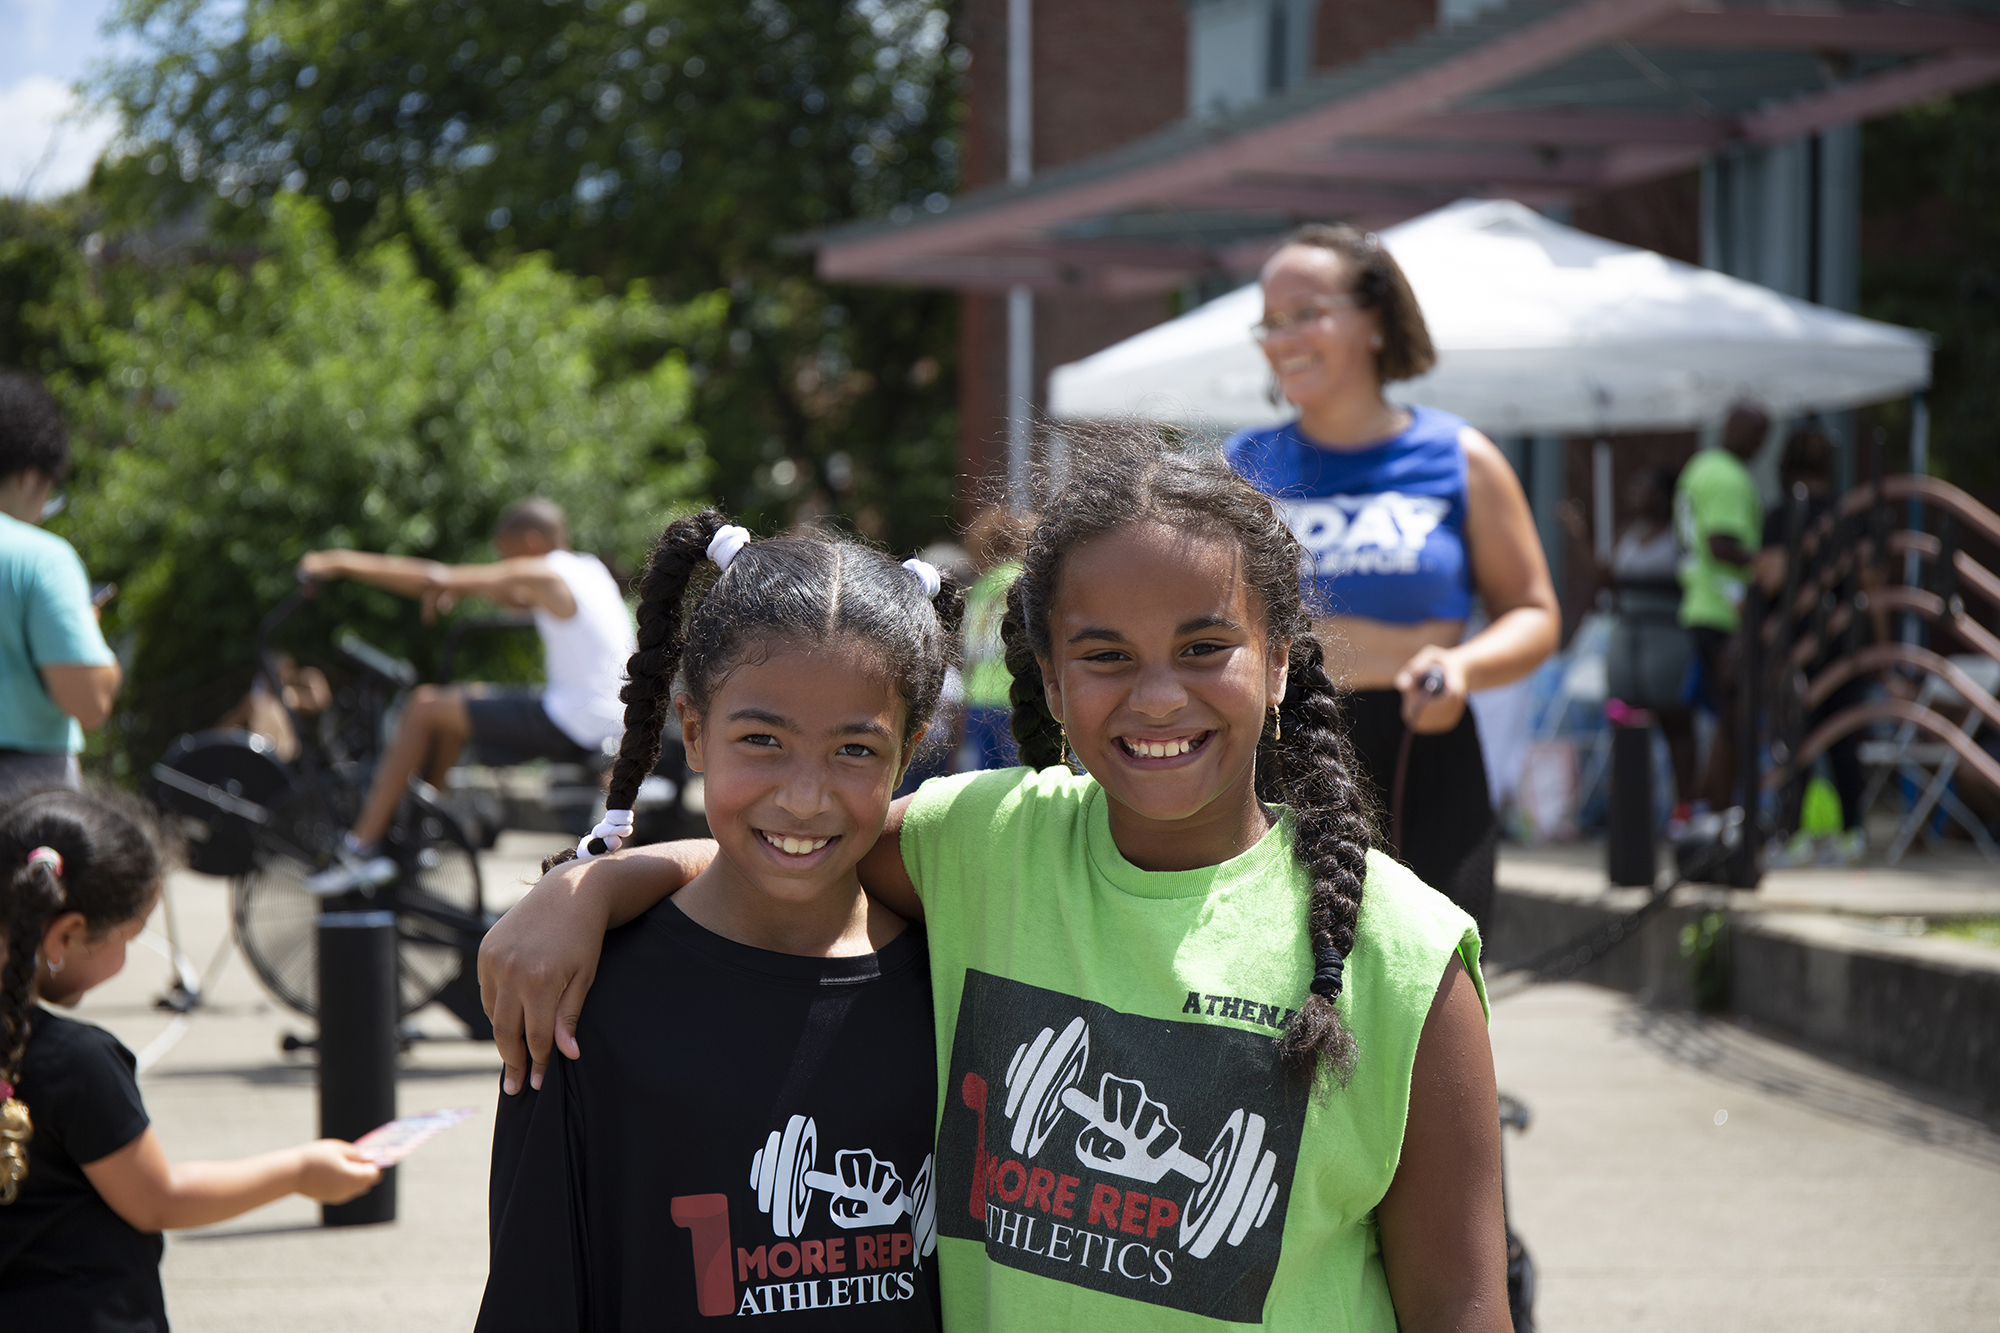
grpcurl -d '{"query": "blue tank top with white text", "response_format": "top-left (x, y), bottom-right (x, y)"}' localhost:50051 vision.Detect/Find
top-left (1224, 406), bottom-right (1475, 623)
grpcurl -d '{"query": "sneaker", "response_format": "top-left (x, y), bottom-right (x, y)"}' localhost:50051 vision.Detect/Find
top-left (1823, 828), bottom-right (1867, 867)
top-left (1764, 829), bottom-right (1818, 869)
top-left (1665, 802), bottom-right (1694, 841)
top-left (306, 853), bottom-right (399, 896)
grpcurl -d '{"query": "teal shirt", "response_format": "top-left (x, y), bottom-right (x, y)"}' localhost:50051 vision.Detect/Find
top-left (0, 513), bottom-right (114, 753)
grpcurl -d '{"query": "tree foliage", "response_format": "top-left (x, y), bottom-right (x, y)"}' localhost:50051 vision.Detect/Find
top-left (97, 0), bottom-right (964, 548)
top-left (53, 196), bottom-right (713, 775)
top-left (1861, 85), bottom-right (2000, 508)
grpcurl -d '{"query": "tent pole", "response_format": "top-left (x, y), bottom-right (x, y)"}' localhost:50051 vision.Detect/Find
top-left (1592, 439), bottom-right (1614, 565)
top-left (1007, 286), bottom-right (1034, 508)
top-left (1004, 0), bottom-right (1033, 508)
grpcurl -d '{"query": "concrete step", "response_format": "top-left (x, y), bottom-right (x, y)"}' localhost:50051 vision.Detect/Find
top-left (1489, 843), bottom-right (2000, 1110)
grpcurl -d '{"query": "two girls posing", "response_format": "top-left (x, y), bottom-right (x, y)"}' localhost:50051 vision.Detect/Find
top-left (478, 436), bottom-right (1510, 1331)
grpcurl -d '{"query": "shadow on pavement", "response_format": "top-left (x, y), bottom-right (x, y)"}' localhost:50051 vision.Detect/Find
top-left (1618, 1006), bottom-right (2000, 1169)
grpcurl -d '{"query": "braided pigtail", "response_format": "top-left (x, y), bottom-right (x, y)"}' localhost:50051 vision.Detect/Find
top-left (546, 510), bottom-right (727, 872)
top-left (1267, 636), bottom-right (1376, 1090)
top-left (1001, 578), bottom-right (1065, 769)
top-left (0, 788), bottom-right (162, 1205)
top-left (1, 855), bottom-right (63, 1204)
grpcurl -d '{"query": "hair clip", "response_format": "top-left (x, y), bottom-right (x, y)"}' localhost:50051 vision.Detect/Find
top-left (577, 809), bottom-right (636, 861)
top-left (707, 525), bottom-right (751, 572)
top-left (26, 847), bottom-right (63, 877)
top-left (901, 558), bottom-right (942, 599)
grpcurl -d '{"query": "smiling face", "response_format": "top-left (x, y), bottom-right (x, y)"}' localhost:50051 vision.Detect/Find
top-left (678, 635), bottom-right (912, 908)
top-left (1040, 522), bottom-right (1289, 864)
top-left (1258, 244), bottom-right (1383, 414)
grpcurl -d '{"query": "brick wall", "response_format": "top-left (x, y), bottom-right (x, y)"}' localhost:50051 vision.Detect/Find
top-left (956, 0), bottom-right (1188, 520)
top-left (1570, 171), bottom-right (1703, 265)
top-left (1314, 0), bottom-right (1435, 70)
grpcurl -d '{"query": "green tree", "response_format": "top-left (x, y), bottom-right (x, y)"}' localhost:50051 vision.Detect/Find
top-left (97, 0), bottom-right (964, 548)
top-left (1861, 86), bottom-right (2000, 509)
top-left (56, 195), bottom-right (714, 775)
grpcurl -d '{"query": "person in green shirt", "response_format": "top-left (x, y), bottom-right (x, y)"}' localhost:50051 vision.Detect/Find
top-left (484, 435), bottom-right (1511, 1332)
top-left (0, 373), bottom-right (121, 796)
top-left (957, 506), bottom-right (1029, 772)
top-left (1674, 403), bottom-right (1767, 810)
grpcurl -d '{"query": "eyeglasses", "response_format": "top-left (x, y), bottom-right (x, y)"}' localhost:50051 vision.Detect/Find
top-left (1250, 294), bottom-right (1359, 344)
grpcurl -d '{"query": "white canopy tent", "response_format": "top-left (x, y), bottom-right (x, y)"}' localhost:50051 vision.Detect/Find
top-left (1047, 198), bottom-right (1932, 436)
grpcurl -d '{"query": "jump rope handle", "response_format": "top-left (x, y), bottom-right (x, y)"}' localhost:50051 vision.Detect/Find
top-left (1390, 666), bottom-right (1448, 855)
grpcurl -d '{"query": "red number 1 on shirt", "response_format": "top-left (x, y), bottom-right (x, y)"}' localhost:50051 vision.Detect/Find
top-left (670, 1193), bottom-right (734, 1316)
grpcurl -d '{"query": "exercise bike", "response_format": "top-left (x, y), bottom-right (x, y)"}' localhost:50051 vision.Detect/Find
top-left (147, 579), bottom-right (494, 1037)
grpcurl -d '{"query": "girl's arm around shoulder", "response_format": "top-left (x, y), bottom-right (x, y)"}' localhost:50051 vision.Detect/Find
top-left (1374, 955), bottom-right (1512, 1333)
top-left (479, 801), bottom-right (925, 1097)
top-left (82, 1128), bottom-right (379, 1233)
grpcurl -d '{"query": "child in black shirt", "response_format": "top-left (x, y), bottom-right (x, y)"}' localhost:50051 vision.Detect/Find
top-left (478, 514), bottom-right (961, 1331)
top-left (0, 788), bottom-right (381, 1331)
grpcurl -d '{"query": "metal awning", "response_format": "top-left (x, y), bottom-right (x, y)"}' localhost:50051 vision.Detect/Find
top-left (810, 0), bottom-right (2000, 294)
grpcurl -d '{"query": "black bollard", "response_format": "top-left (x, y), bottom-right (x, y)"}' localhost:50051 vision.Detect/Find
top-left (317, 909), bottom-right (398, 1226)
top-left (1606, 719), bottom-right (1657, 887)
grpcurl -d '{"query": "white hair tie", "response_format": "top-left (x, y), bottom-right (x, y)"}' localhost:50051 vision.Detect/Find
top-left (577, 808), bottom-right (636, 860)
top-left (902, 558), bottom-right (942, 599)
top-left (707, 525), bottom-right (751, 572)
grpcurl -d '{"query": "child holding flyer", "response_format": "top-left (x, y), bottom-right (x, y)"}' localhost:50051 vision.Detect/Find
top-left (0, 788), bottom-right (379, 1331)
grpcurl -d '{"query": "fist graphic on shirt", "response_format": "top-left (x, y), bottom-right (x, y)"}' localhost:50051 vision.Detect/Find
top-left (803, 1148), bottom-right (909, 1228)
top-left (1062, 1073), bottom-right (1212, 1185)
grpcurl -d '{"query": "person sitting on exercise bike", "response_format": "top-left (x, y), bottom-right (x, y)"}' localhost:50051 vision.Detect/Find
top-left (298, 498), bottom-right (635, 892)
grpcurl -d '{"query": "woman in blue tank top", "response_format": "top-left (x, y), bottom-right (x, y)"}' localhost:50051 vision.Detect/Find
top-left (1224, 224), bottom-right (1560, 928)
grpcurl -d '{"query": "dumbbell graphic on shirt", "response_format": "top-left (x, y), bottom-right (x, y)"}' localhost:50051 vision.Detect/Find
top-left (998, 1017), bottom-right (1282, 1260)
top-left (749, 1114), bottom-right (937, 1261)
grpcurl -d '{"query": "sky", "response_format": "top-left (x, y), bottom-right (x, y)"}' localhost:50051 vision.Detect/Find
top-left (1, 0), bottom-right (126, 199)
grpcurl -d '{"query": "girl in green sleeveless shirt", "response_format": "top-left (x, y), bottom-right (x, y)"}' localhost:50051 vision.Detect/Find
top-left (484, 435), bottom-right (1509, 1332)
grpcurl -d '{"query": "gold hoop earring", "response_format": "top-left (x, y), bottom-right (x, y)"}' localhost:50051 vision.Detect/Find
top-left (1271, 704), bottom-right (1282, 742)
top-left (1058, 726), bottom-right (1071, 768)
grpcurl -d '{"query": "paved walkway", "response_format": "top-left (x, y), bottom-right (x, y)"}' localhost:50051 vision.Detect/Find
top-left (62, 836), bottom-right (2000, 1331)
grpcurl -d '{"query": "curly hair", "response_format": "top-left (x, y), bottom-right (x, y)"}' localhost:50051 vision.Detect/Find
top-left (0, 371), bottom-right (71, 485)
top-left (546, 511), bottom-right (966, 870)
top-left (1001, 428), bottom-right (1377, 1089)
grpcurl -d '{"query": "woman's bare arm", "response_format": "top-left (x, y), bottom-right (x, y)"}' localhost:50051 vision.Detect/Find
top-left (479, 800), bottom-right (923, 1094)
top-left (1375, 955), bottom-right (1511, 1331)
top-left (1397, 429), bottom-right (1561, 732)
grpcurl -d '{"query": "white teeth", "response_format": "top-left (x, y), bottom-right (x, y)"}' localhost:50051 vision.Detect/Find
top-left (1129, 737), bottom-right (1195, 758)
top-left (764, 832), bottom-right (829, 856)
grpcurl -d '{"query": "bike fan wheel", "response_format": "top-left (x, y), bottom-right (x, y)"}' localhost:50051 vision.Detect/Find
top-left (234, 790), bottom-right (484, 1019)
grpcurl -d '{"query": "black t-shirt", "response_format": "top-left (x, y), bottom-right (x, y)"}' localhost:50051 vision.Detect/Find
top-left (478, 899), bottom-right (941, 1332)
top-left (0, 1008), bottom-right (167, 1332)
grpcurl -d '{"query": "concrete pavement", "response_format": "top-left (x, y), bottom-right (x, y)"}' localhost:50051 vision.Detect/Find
top-left (58, 836), bottom-right (2000, 1331)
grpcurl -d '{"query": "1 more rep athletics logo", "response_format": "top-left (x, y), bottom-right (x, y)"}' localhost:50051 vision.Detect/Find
top-left (936, 972), bottom-right (1307, 1322)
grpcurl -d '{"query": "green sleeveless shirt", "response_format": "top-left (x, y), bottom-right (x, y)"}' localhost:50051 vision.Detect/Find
top-left (901, 766), bottom-right (1485, 1331)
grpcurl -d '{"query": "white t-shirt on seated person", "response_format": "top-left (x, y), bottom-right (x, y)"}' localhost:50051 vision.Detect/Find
top-left (535, 549), bottom-right (636, 750)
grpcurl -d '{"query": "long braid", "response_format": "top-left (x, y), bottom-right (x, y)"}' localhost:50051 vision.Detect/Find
top-left (1000, 578), bottom-right (1064, 769)
top-left (604, 511), bottom-right (729, 813)
top-left (0, 858), bottom-right (63, 1204)
top-left (546, 511), bottom-right (725, 872)
top-left (1267, 636), bottom-right (1376, 1086)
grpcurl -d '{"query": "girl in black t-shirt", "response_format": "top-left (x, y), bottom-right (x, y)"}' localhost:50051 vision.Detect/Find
top-left (0, 788), bottom-right (381, 1332)
top-left (478, 514), bottom-right (962, 1331)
